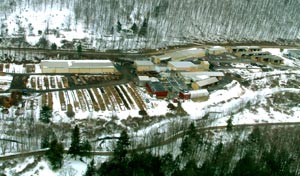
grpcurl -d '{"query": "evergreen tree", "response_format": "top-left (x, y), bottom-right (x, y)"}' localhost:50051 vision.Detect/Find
top-left (173, 160), bottom-right (200, 176)
top-left (51, 43), bottom-right (57, 50)
top-left (36, 37), bottom-right (49, 49)
top-left (232, 152), bottom-right (263, 176)
top-left (39, 105), bottom-right (52, 123)
top-left (226, 117), bottom-right (233, 132)
top-left (77, 43), bottom-right (82, 54)
top-left (113, 130), bottom-right (130, 161)
top-left (46, 138), bottom-right (64, 170)
top-left (117, 21), bottom-right (122, 33)
top-left (138, 19), bottom-right (148, 37)
top-left (68, 125), bottom-right (81, 158)
top-left (84, 159), bottom-right (96, 176)
top-left (130, 23), bottom-right (138, 34)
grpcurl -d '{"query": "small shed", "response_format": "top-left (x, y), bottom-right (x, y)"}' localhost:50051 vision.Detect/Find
top-left (178, 91), bottom-right (191, 100)
top-left (192, 77), bottom-right (219, 90)
top-left (146, 81), bottom-right (168, 98)
top-left (134, 60), bottom-right (155, 72)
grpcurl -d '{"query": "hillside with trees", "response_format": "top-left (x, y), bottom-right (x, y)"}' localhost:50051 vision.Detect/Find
top-left (1, 0), bottom-right (299, 50)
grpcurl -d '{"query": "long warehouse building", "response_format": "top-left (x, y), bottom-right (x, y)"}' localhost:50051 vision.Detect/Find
top-left (40, 60), bottom-right (117, 73)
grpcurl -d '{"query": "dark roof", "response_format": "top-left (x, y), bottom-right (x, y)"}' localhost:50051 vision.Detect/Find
top-left (147, 82), bottom-right (167, 92)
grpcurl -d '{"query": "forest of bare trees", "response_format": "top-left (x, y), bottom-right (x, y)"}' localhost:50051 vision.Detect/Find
top-left (1, 0), bottom-right (300, 50)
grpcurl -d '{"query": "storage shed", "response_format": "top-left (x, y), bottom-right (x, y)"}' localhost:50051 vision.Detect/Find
top-left (146, 81), bottom-right (168, 98)
top-left (192, 77), bottom-right (219, 90)
top-left (178, 91), bottom-right (191, 100)
top-left (190, 89), bottom-right (209, 99)
top-left (134, 60), bottom-right (155, 72)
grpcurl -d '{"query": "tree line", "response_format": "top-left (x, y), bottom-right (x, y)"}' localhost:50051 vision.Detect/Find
top-left (85, 124), bottom-right (300, 175)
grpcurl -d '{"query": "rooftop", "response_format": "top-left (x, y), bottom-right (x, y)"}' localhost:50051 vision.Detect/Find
top-left (135, 60), bottom-right (154, 66)
top-left (147, 81), bottom-right (167, 92)
top-left (231, 46), bottom-right (261, 49)
top-left (195, 77), bottom-right (219, 87)
top-left (239, 51), bottom-right (270, 55)
top-left (167, 48), bottom-right (205, 60)
top-left (208, 46), bottom-right (227, 51)
top-left (180, 71), bottom-right (224, 77)
top-left (168, 61), bottom-right (197, 68)
top-left (41, 60), bottom-right (115, 69)
top-left (152, 55), bottom-right (171, 60)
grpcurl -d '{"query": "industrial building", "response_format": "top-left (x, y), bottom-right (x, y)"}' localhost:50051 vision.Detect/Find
top-left (40, 60), bottom-right (117, 73)
top-left (228, 46), bottom-right (262, 54)
top-left (235, 51), bottom-right (270, 58)
top-left (151, 48), bottom-right (205, 64)
top-left (207, 46), bottom-right (227, 55)
top-left (168, 61), bottom-right (202, 72)
top-left (177, 71), bottom-right (224, 85)
top-left (134, 60), bottom-right (155, 72)
top-left (146, 81), bottom-right (168, 98)
top-left (252, 55), bottom-right (283, 65)
top-left (191, 77), bottom-right (219, 90)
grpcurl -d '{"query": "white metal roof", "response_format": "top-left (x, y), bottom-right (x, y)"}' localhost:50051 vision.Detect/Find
top-left (195, 77), bottom-right (219, 87)
top-left (41, 60), bottom-right (114, 69)
top-left (135, 60), bottom-right (154, 66)
top-left (138, 76), bottom-right (151, 81)
top-left (180, 71), bottom-right (224, 77)
top-left (166, 48), bottom-right (205, 60)
top-left (168, 61), bottom-right (197, 68)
